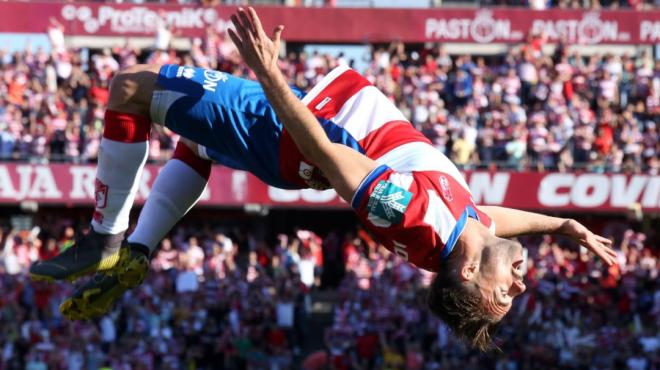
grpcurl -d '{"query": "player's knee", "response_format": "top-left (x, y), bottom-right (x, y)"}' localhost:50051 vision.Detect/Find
top-left (103, 65), bottom-right (160, 143)
top-left (177, 138), bottom-right (199, 155)
top-left (173, 138), bottom-right (212, 179)
top-left (107, 64), bottom-right (160, 117)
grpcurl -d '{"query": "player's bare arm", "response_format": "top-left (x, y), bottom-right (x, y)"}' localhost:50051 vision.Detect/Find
top-left (228, 7), bottom-right (377, 202)
top-left (480, 206), bottom-right (616, 266)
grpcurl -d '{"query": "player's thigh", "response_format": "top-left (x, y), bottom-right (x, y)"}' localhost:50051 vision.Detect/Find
top-left (108, 64), bottom-right (161, 117)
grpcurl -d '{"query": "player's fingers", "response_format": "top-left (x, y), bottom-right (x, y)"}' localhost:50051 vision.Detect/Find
top-left (593, 240), bottom-right (616, 258)
top-left (272, 25), bottom-right (284, 45)
top-left (230, 14), bottom-right (250, 44)
top-left (586, 241), bottom-right (614, 266)
top-left (607, 254), bottom-right (616, 265)
top-left (596, 235), bottom-right (613, 246)
top-left (248, 7), bottom-right (265, 35)
top-left (597, 249), bottom-right (614, 266)
top-left (227, 28), bottom-right (243, 49)
top-left (238, 8), bottom-right (257, 36)
top-left (605, 246), bottom-right (617, 258)
top-left (603, 245), bottom-right (617, 263)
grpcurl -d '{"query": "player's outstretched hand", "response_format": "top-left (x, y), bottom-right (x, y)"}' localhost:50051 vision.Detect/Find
top-left (560, 219), bottom-right (617, 266)
top-left (228, 7), bottom-right (283, 79)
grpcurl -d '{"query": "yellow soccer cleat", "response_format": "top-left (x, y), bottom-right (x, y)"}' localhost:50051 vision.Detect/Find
top-left (60, 244), bottom-right (150, 320)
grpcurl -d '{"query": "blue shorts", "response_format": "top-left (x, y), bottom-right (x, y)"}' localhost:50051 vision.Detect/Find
top-left (150, 64), bottom-right (305, 189)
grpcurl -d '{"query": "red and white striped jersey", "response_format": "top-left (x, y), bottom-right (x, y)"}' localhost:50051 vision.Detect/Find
top-left (280, 65), bottom-right (494, 272)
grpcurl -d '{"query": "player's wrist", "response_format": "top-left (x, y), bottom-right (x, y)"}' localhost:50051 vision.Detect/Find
top-left (557, 218), bottom-right (576, 235)
top-left (257, 68), bottom-right (288, 92)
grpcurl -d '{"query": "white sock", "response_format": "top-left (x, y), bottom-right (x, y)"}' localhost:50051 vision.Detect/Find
top-left (91, 110), bottom-right (151, 235)
top-left (127, 159), bottom-right (208, 253)
top-left (91, 138), bottom-right (148, 234)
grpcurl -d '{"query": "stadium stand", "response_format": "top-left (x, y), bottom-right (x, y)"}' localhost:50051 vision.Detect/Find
top-left (0, 215), bottom-right (657, 369)
top-left (0, 30), bottom-right (657, 172)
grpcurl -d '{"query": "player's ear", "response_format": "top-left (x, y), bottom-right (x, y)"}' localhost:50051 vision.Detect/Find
top-left (460, 261), bottom-right (478, 282)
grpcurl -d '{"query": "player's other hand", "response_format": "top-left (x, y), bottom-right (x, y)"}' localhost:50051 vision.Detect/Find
top-left (228, 7), bottom-right (283, 78)
top-left (560, 219), bottom-right (617, 266)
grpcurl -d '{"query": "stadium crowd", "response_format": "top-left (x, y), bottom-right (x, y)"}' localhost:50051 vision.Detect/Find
top-left (0, 214), bottom-right (658, 369)
top-left (0, 25), bottom-right (657, 173)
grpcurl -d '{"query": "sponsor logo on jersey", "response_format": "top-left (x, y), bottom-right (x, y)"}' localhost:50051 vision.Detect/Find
top-left (439, 175), bottom-right (453, 201)
top-left (298, 162), bottom-right (314, 180)
top-left (366, 180), bottom-right (412, 227)
top-left (202, 69), bottom-right (228, 92)
top-left (298, 162), bottom-right (331, 190)
top-left (176, 66), bottom-right (195, 79)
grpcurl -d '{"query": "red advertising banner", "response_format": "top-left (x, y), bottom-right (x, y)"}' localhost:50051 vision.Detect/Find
top-left (0, 2), bottom-right (658, 45)
top-left (0, 163), bottom-right (346, 208)
top-left (0, 163), bottom-right (657, 213)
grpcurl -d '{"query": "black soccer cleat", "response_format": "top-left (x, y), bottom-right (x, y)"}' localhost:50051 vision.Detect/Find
top-left (29, 229), bottom-right (125, 282)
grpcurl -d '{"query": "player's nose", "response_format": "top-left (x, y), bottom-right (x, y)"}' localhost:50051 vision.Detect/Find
top-left (511, 279), bottom-right (526, 296)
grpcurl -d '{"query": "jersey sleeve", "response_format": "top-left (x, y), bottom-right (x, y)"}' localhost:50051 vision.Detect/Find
top-left (351, 165), bottom-right (493, 272)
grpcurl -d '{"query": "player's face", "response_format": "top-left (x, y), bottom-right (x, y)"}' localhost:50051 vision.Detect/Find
top-left (474, 238), bottom-right (526, 319)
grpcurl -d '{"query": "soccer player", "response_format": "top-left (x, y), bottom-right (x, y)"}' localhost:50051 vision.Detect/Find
top-left (29, 8), bottom-right (616, 350)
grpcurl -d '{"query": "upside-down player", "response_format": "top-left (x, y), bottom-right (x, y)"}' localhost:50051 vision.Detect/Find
top-left (29, 8), bottom-right (616, 350)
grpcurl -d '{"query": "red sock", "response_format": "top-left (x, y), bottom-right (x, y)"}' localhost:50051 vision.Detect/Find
top-left (173, 141), bottom-right (212, 179)
top-left (102, 110), bottom-right (151, 143)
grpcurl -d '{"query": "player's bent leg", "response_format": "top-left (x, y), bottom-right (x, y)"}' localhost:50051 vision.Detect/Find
top-left (61, 139), bottom-right (213, 319)
top-left (127, 138), bottom-right (211, 254)
top-left (30, 65), bottom-right (161, 283)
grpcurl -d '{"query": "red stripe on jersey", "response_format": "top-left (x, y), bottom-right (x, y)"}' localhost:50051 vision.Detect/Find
top-left (359, 121), bottom-right (432, 159)
top-left (305, 69), bottom-right (371, 119)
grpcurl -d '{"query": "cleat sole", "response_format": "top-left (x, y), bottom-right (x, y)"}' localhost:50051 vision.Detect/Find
top-left (60, 286), bottom-right (114, 320)
top-left (117, 254), bottom-right (149, 288)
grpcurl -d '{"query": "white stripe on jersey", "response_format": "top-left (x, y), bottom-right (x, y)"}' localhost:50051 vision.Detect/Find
top-left (330, 86), bottom-right (407, 141)
top-left (301, 64), bottom-right (350, 106)
top-left (424, 190), bottom-right (457, 244)
top-left (374, 142), bottom-right (471, 192)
